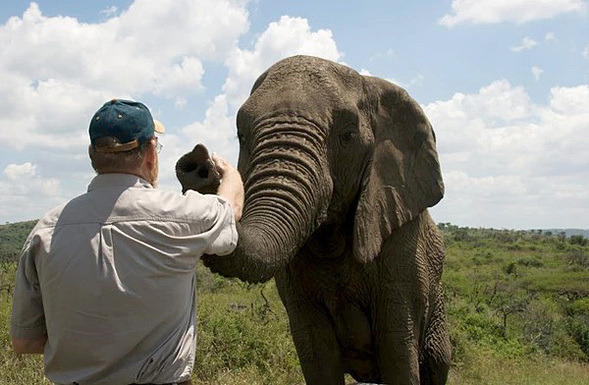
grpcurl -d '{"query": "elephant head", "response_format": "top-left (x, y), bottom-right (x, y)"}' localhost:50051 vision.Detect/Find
top-left (178, 55), bottom-right (443, 282)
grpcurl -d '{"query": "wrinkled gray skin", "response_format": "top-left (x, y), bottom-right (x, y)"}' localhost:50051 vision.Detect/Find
top-left (178, 55), bottom-right (451, 385)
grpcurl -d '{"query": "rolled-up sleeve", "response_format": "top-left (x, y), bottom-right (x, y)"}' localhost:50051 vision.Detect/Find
top-left (11, 234), bottom-right (47, 340)
top-left (202, 195), bottom-right (238, 256)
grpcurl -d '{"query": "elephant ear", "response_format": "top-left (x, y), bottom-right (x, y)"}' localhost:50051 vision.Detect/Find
top-left (353, 77), bottom-right (444, 264)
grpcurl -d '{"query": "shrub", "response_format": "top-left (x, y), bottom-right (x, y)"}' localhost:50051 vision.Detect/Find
top-left (569, 235), bottom-right (588, 246)
top-left (516, 257), bottom-right (544, 268)
top-left (564, 250), bottom-right (589, 269)
top-left (193, 278), bottom-right (303, 383)
top-left (520, 298), bottom-right (560, 353)
top-left (566, 315), bottom-right (589, 359)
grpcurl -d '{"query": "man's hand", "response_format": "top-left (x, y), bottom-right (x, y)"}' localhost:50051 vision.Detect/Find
top-left (211, 154), bottom-right (244, 221)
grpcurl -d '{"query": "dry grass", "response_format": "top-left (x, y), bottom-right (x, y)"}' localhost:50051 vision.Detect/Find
top-left (448, 351), bottom-right (589, 385)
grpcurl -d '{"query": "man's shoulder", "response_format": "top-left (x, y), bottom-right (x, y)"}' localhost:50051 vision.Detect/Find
top-left (143, 187), bottom-right (222, 205)
top-left (20, 200), bottom-right (75, 247)
top-left (120, 187), bottom-right (226, 223)
top-left (34, 201), bottom-right (70, 230)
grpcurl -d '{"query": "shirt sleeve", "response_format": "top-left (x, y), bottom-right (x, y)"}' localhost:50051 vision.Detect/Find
top-left (11, 231), bottom-right (47, 340)
top-left (201, 195), bottom-right (238, 256)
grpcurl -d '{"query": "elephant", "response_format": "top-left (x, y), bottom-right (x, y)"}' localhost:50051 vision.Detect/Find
top-left (176, 55), bottom-right (451, 385)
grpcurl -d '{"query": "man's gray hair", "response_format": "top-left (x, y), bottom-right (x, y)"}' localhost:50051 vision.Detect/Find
top-left (89, 137), bottom-right (151, 173)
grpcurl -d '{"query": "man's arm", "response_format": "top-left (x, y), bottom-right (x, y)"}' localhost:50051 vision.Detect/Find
top-left (211, 154), bottom-right (244, 221)
top-left (11, 229), bottom-right (48, 356)
top-left (12, 336), bottom-right (47, 354)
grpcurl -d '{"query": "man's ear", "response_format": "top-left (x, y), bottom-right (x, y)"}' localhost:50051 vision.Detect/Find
top-left (146, 139), bottom-right (157, 163)
top-left (140, 138), bottom-right (157, 175)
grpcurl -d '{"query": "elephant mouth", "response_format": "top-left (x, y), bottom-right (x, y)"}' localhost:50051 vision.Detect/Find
top-left (304, 222), bottom-right (348, 259)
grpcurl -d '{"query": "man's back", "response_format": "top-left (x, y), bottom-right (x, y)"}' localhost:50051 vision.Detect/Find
top-left (13, 173), bottom-right (236, 384)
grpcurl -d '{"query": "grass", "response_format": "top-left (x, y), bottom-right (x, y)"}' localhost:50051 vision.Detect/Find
top-left (3, 280), bottom-right (588, 385)
top-left (1, 291), bottom-right (49, 385)
top-left (1, 223), bottom-right (588, 384)
top-left (192, 278), bottom-right (304, 384)
top-left (448, 351), bottom-right (589, 385)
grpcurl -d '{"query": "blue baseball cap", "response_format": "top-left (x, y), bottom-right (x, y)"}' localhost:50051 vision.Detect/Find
top-left (89, 99), bottom-right (165, 153)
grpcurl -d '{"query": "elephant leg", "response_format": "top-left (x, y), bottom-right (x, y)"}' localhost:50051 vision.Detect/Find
top-left (377, 329), bottom-right (421, 385)
top-left (276, 271), bottom-right (345, 385)
top-left (419, 294), bottom-right (451, 385)
top-left (290, 321), bottom-right (345, 385)
top-left (374, 281), bottom-right (425, 385)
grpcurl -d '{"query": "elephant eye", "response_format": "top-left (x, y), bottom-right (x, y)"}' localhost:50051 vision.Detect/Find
top-left (339, 131), bottom-right (355, 146)
top-left (335, 111), bottom-right (359, 147)
top-left (237, 133), bottom-right (246, 144)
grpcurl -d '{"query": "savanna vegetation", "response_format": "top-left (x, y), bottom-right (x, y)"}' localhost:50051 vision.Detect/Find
top-left (1, 221), bottom-right (588, 384)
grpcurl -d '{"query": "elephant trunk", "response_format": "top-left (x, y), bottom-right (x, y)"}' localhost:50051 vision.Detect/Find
top-left (204, 118), bottom-right (330, 283)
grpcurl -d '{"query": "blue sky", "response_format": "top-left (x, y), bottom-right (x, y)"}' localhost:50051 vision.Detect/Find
top-left (0, 0), bottom-right (588, 229)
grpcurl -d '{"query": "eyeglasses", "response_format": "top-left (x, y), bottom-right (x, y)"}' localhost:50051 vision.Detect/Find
top-left (155, 137), bottom-right (163, 154)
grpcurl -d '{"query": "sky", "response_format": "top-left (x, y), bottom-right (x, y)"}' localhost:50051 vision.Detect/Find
top-left (0, 0), bottom-right (587, 230)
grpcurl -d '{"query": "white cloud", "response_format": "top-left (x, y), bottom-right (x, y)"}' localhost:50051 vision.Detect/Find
top-left (0, 0), bottom-right (250, 151)
top-left (0, 76), bottom-right (105, 150)
top-left (152, 56), bottom-right (205, 100)
top-left (0, 162), bottom-right (63, 221)
top-left (545, 32), bottom-right (556, 42)
top-left (425, 82), bottom-right (589, 229)
top-left (466, 80), bottom-right (532, 121)
top-left (548, 84), bottom-right (589, 115)
top-left (583, 45), bottom-right (589, 58)
top-left (510, 37), bottom-right (538, 52)
top-left (2, 162), bottom-right (64, 198)
top-left (439, 0), bottom-right (587, 27)
top-left (222, 15), bottom-right (342, 110)
top-left (3, 162), bottom-right (37, 181)
top-left (532, 66), bottom-right (544, 81)
top-left (99, 6), bottom-right (118, 18)
top-left (181, 94), bottom-right (236, 158)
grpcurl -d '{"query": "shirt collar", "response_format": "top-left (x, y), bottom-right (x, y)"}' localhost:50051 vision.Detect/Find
top-left (87, 173), bottom-right (153, 192)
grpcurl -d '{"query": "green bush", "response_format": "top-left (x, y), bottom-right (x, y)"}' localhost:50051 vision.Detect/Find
top-left (569, 235), bottom-right (588, 246)
top-left (567, 315), bottom-right (589, 357)
top-left (565, 298), bottom-right (589, 357)
top-left (516, 257), bottom-right (544, 268)
top-left (563, 250), bottom-right (589, 269)
top-left (193, 280), bottom-right (303, 384)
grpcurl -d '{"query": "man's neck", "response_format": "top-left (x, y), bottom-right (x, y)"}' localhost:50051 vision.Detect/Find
top-left (97, 170), bottom-right (155, 187)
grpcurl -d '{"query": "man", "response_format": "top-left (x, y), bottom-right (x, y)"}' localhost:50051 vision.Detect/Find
top-left (11, 99), bottom-right (244, 385)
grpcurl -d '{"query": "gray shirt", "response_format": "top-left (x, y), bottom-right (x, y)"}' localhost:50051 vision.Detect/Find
top-left (11, 173), bottom-right (237, 384)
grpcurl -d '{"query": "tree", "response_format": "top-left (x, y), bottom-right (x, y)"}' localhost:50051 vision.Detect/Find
top-left (570, 235), bottom-right (588, 246)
